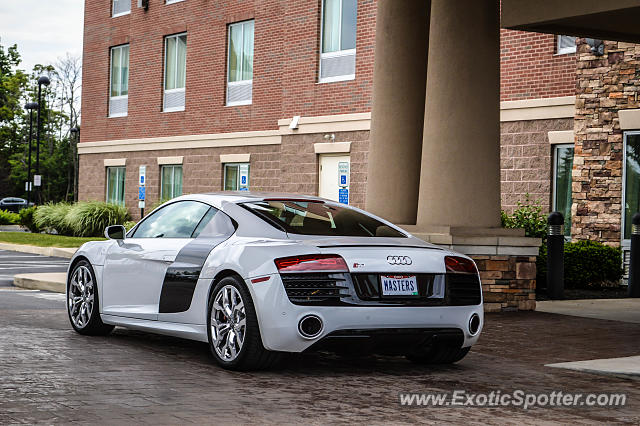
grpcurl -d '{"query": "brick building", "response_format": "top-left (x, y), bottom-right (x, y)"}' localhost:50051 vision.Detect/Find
top-left (79, 1), bottom-right (578, 221)
top-left (83, 0), bottom-right (637, 309)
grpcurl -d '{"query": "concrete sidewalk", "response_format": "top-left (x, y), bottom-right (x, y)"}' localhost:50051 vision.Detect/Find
top-left (14, 273), bottom-right (66, 293)
top-left (547, 356), bottom-right (640, 380)
top-left (536, 298), bottom-right (640, 324)
top-left (0, 242), bottom-right (76, 259)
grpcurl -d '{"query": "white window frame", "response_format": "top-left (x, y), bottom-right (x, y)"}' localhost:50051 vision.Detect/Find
top-left (160, 164), bottom-right (183, 199)
top-left (165, 0), bottom-right (185, 4)
top-left (112, 0), bottom-right (131, 17)
top-left (109, 44), bottom-right (129, 118)
top-left (163, 33), bottom-right (187, 113)
top-left (223, 163), bottom-right (250, 191)
top-left (226, 20), bottom-right (254, 107)
top-left (557, 35), bottom-right (577, 55)
top-left (319, 0), bottom-right (357, 84)
top-left (106, 166), bottom-right (126, 206)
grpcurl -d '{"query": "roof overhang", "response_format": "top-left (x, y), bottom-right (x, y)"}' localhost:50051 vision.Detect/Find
top-left (502, 0), bottom-right (640, 43)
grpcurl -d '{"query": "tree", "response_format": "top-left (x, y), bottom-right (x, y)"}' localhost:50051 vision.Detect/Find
top-left (0, 40), bottom-right (81, 204)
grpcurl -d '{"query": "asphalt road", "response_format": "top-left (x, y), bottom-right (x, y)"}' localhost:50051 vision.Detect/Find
top-left (0, 250), bottom-right (68, 287)
top-left (1, 286), bottom-right (639, 424)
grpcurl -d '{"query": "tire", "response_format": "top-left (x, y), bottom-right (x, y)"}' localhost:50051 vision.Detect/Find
top-left (67, 259), bottom-right (114, 336)
top-left (207, 276), bottom-right (280, 371)
top-left (406, 345), bottom-right (470, 365)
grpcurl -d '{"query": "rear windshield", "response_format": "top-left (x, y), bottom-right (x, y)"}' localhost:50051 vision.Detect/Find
top-left (241, 200), bottom-right (407, 237)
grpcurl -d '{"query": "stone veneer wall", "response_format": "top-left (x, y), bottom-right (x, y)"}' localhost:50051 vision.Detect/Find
top-left (572, 39), bottom-right (640, 245)
top-left (471, 255), bottom-right (537, 312)
top-left (501, 118), bottom-right (574, 213)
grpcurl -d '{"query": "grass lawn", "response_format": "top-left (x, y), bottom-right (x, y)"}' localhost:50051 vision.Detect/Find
top-left (0, 232), bottom-right (104, 248)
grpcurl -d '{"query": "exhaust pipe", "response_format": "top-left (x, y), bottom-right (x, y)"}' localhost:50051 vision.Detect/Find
top-left (468, 313), bottom-right (481, 336)
top-left (298, 315), bottom-right (323, 339)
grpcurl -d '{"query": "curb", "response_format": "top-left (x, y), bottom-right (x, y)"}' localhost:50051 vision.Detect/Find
top-left (0, 242), bottom-right (76, 259)
top-left (14, 273), bottom-right (67, 293)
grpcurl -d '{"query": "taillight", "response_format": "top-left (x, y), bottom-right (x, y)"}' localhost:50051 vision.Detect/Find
top-left (445, 256), bottom-right (477, 274)
top-left (275, 254), bottom-right (348, 273)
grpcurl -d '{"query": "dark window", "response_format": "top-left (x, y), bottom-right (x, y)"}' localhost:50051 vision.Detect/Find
top-left (242, 200), bottom-right (407, 237)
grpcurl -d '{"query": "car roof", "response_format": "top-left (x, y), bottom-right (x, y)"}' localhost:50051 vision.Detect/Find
top-left (181, 191), bottom-right (332, 206)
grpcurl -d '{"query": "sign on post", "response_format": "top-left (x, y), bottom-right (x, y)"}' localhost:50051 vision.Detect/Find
top-left (139, 166), bottom-right (146, 211)
top-left (338, 161), bottom-right (349, 204)
top-left (33, 175), bottom-right (42, 187)
top-left (239, 164), bottom-right (249, 191)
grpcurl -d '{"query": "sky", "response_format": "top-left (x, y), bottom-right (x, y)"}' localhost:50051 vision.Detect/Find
top-left (0, 0), bottom-right (84, 72)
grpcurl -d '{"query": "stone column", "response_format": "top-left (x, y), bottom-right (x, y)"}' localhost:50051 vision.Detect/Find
top-left (417, 0), bottom-right (501, 229)
top-left (365, 0), bottom-right (431, 225)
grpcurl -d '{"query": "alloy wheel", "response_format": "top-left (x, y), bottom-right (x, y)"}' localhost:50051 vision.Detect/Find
top-left (68, 265), bottom-right (95, 329)
top-left (211, 285), bottom-right (246, 362)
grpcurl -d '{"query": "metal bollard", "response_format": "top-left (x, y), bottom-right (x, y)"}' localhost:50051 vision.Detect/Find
top-left (629, 213), bottom-right (640, 298)
top-left (547, 212), bottom-right (565, 300)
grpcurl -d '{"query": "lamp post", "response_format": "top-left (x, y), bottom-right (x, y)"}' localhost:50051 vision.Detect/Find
top-left (35, 75), bottom-right (50, 203)
top-left (24, 102), bottom-right (38, 207)
top-left (70, 127), bottom-right (80, 202)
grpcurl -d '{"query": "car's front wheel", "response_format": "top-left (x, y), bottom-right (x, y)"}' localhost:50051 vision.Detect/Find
top-left (67, 259), bottom-right (114, 336)
top-left (207, 276), bottom-right (280, 371)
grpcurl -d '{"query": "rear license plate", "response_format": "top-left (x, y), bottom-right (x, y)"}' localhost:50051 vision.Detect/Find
top-left (381, 275), bottom-right (418, 296)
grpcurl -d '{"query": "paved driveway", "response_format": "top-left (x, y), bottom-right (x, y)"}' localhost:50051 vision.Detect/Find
top-left (0, 289), bottom-right (639, 424)
top-left (0, 250), bottom-right (68, 287)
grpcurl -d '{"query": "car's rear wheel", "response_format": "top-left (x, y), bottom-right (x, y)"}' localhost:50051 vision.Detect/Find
top-left (67, 260), bottom-right (114, 336)
top-left (207, 276), bottom-right (280, 371)
top-left (406, 345), bottom-right (470, 365)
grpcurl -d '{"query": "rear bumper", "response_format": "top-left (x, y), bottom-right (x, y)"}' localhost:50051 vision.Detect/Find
top-left (305, 327), bottom-right (465, 355)
top-left (247, 275), bottom-right (483, 353)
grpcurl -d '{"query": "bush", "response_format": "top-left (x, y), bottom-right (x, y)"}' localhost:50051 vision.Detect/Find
top-left (32, 201), bottom-right (131, 237)
top-left (65, 201), bottom-right (131, 237)
top-left (123, 221), bottom-right (137, 231)
top-left (537, 240), bottom-right (623, 289)
top-left (501, 194), bottom-right (547, 239)
top-left (34, 203), bottom-right (73, 235)
top-left (0, 209), bottom-right (20, 225)
top-left (18, 206), bottom-right (40, 232)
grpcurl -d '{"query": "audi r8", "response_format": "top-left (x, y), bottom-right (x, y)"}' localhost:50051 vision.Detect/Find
top-left (67, 193), bottom-right (483, 370)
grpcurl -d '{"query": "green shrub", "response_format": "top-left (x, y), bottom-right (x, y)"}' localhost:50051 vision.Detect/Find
top-left (123, 221), bottom-right (137, 231)
top-left (18, 206), bottom-right (40, 232)
top-left (34, 203), bottom-right (73, 235)
top-left (65, 201), bottom-right (131, 237)
top-left (0, 209), bottom-right (20, 225)
top-left (501, 194), bottom-right (547, 239)
top-left (537, 240), bottom-right (623, 289)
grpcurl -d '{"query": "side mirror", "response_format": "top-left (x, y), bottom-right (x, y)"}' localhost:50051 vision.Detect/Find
top-left (105, 225), bottom-right (126, 240)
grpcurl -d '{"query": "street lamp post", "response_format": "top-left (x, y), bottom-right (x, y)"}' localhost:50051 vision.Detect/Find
top-left (24, 102), bottom-right (38, 207)
top-left (70, 127), bottom-right (80, 202)
top-left (35, 75), bottom-right (50, 203)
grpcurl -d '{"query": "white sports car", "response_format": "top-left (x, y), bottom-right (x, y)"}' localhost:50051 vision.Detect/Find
top-left (67, 193), bottom-right (483, 370)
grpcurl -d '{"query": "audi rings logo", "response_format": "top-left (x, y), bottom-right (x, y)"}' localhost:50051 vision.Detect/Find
top-left (387, 256), bottom-right (412, 265)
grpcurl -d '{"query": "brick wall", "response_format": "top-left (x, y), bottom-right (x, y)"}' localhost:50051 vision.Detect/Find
top-left (80, 0), bottom-right (376, 145)
top-left (500, 29), bottom-right (576, 101)
top-left (79, 144), bottom-right (281, 219)
top-left (501, 118), bottom-right (574, 213)
top-left (280, 130), bottom-right (369, 207)
top-left (572, 40), bottom-right (637, 245)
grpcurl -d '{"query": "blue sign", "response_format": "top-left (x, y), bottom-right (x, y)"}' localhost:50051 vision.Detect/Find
top-left (241, 175), bottom-right (247, 185)
top-left (138, 186), bottom-right (146, 201)
top-left (140, 175), bottom-right (145, 185)
top-left (338, 188), bottom-right (349, 205)
top-left (340, 175), bottom-right (347, 185)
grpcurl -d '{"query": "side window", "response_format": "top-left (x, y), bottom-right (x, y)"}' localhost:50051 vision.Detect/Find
top-left (132, 201), bottom-right (209, 238)
top-left (192, 208), bottom-right (236, 238)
